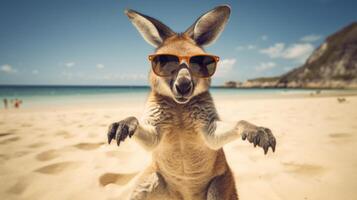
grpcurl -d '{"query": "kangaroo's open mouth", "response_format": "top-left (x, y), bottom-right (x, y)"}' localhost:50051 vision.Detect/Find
top-left (174, 96), bottom-right (190, 104)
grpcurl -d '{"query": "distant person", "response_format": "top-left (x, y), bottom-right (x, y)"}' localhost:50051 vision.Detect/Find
top-left (14, 99), bottom-right (23, 109)
top-left (14, 99), bottom-right (19, 108)
top-left (3, 98), bottom-right (8, 109)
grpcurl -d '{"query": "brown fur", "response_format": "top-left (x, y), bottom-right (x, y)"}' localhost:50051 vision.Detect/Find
top-left (133, 91), bottom-right (238, 200)
top-left (107, 5), bottom-right (276, 200)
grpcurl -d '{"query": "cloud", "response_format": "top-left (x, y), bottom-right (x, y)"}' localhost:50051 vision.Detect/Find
top-left (260, 43), bottom-right (314, 63)
top-left (236, 45), bottom-right (256, 51)
top-left (283, 43), bottom-right (314, 61)
top-left (97, 73), bottom-right (147, 81)
top-left (300, 34), bottom-right (322, 42)
top-left (60, 71), bottom-right (146, 81)
top-left (60, 71), bottom-right (73, 78)
top-left (116, 74), bottom-right (146, 80)
top-left (65, 62), bottom-right (75, 68)
top-left (256, 62), bottom-right (276, 72)
top-left (261, 35), bottom-right (268, 41)
top-left (260, 43), bottom-right (285, 58)
top-left (235, 46), bottom-right (244, 51)
top-left (247, 45), bottom-right (256, 50)
top-left (32, 69), bottom-right (39, 75)
top-left (216, 58), bottom-right (236, 77)
top-left (1, 64), bottom-right (17, 73)
top-left (96, 64), bottom-right (104, 69)
top-left (283, 66), bottom-right (294, 71)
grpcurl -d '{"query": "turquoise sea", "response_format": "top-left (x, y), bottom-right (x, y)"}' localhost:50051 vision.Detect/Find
top-left (0, 85), bottom-right (356, 108)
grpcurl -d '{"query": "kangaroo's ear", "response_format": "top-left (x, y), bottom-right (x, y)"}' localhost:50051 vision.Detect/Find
top-left (184, 5), bottom-right (231, 46)
top-left (125, 9), bottom-right (175, 47)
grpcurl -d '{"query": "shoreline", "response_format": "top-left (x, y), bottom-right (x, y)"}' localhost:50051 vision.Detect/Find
top-left (1, 88), bottom-right (357, 111)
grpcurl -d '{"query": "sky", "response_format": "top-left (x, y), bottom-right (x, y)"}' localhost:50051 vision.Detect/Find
top-left (0, 0), bottom-right (356, 86)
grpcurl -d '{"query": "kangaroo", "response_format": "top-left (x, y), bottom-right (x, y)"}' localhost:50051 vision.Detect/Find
top-left (107, 5), bottom-right (276, 200)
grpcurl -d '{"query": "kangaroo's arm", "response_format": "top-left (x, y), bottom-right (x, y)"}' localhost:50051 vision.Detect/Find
top-left (107, 117), bottom-right (161, 151)
top-left (202, 120), bottom-right (248, 150)
top-left (134, 122), bottom-right (160, 151)
top-left (202, 120), bottom-right (276, 154)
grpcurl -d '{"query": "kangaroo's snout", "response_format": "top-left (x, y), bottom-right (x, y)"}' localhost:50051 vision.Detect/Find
top-left (172, 68), bottom-right (193, 103)
top-left (175, 78), bottom-right (192, 96)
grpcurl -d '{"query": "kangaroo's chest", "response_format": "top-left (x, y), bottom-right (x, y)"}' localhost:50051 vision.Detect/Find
top-left (143, 93), bottom-right (224, 198)
top-left (145, 93), bottom-right (220, 181)
top-left (158, 128), bottom-right (215, 167)
top-left (153, 125), bottom-right (218, 185)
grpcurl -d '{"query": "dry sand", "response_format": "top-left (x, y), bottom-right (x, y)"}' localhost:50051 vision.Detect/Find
top-left (0, 94), bottom-right (357, 200)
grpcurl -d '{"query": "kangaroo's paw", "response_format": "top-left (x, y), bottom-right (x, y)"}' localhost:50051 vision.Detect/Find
top-left (107, 117), bottom-right (139, 146)
top-left (241, 127), bottom-right (276, 154)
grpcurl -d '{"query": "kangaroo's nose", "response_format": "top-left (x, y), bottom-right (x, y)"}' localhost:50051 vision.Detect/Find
top-left (175, 78), bottom-right (192, 96)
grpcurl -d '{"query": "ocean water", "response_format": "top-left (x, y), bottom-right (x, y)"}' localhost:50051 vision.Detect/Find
top-left (0, 85), bottom-right (355, 108)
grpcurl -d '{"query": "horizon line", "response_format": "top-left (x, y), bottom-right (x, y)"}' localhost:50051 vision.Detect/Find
top-left (0, 84), bottom-right (228, 88)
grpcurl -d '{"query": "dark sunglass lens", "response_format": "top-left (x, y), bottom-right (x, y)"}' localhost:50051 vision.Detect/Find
top-left (189, 56), bottom-right (216, 77)
top-left (152, 55), bottom-right (179, 76)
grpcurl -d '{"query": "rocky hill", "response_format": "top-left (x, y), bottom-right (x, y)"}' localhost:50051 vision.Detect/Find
top-left (232, 22), bottom-right (357, 89)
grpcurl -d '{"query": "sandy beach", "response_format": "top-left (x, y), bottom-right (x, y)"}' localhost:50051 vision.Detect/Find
top-left (1, 93), bottom-right (357, 200)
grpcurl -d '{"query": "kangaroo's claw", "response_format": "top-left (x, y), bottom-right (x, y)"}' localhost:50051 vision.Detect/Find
top-left (242, 127), bottom-right (276, 155)
top-left (107, 122), bottom-right (119, 144)
top-left (107, 117), bottom-right (139, 146)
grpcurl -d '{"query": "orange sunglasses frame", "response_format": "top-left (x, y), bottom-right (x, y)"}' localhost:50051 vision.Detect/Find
top-left (148, 54), bottom-right (220, 77)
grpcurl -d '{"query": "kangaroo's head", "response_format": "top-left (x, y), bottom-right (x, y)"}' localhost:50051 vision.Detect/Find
top-left (125, 5), bottom-right (230, 104)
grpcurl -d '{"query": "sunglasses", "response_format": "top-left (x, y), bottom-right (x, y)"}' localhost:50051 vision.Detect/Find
top-left (148, 54), bottom-right (220, 78)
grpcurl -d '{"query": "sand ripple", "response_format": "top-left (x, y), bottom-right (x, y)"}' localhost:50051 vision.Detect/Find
top-left (35, 161), bottom-right (81, 174)
top-left (99, 172), bottom-right (137, 186)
